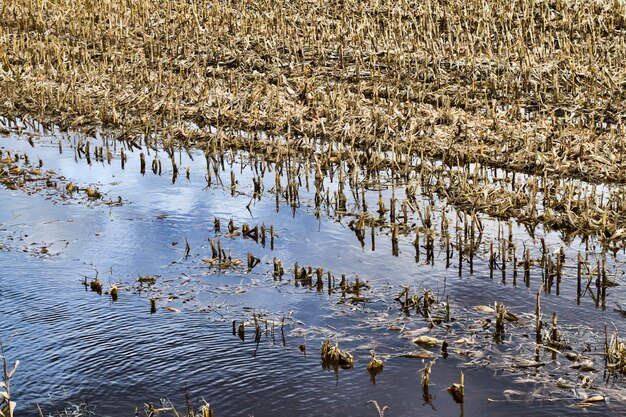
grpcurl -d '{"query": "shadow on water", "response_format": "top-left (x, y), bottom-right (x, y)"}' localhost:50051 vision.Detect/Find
top-left (1, 121), bottom-right (625, 416)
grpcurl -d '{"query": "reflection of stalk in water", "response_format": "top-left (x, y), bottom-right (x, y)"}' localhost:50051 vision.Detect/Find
top-left (535, 284), bottom-right (544, 344)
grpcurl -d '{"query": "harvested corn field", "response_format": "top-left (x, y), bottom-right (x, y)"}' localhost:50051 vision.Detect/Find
top-left (1, 0), bottom-right (626, 416)
top-left (1, 0), bottom-right (626, 179)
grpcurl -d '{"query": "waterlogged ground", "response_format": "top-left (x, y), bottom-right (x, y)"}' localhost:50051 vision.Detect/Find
top-left (1, 121), bottom-right (626, 417)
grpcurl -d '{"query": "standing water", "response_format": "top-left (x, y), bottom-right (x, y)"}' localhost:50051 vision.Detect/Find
top-left (1, 122), bottom-right (625, 417)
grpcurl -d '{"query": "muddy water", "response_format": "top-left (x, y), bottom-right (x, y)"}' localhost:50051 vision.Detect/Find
top-left (1, 124), bottom-right (624, 416)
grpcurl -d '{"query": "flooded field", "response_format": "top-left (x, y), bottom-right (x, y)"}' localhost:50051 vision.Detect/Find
top-left (2, 0), bottom-right (626, 415)
top-left (1, 118), bottom-right (626, 417)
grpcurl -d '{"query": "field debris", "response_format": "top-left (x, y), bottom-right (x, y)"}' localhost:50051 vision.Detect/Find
top-left (367, 350), bottom-right (384, 376)
top-left (321, 339), bottom-right (354, 370)
top-left (447, 372), bottom-right (465, 404)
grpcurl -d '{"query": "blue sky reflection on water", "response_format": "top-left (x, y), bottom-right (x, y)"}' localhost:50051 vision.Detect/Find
top-left (0, 130), bottom-right (624, 417)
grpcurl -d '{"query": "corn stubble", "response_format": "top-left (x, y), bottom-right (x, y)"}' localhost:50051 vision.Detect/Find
top-left (1, 0), bottom-right (626, 245)
top-left (0, 341), bottom-right (18, 417)
top-left (1, 1), bottom-right (626, 243)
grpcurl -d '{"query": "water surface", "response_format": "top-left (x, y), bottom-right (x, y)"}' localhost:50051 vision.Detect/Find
top-left (1, 123), bottom-right (624, 416)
